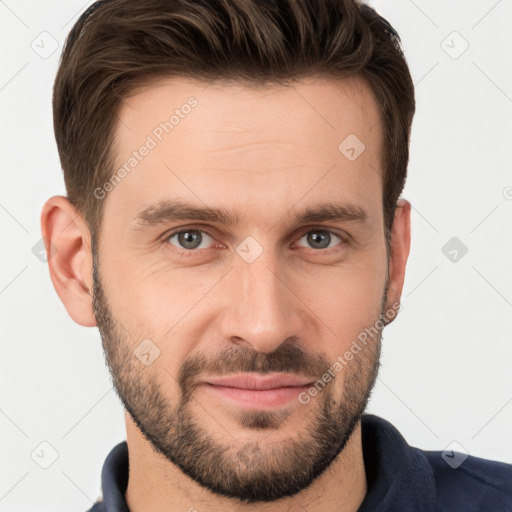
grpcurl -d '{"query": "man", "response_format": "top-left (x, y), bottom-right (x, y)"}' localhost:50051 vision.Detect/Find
top-left (41, 0), bottom-right (512, 511)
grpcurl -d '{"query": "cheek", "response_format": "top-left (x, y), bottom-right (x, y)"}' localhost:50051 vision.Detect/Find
top-left (296, 259), bottom-right (386, 348)
top-left (102, 270), bottom-right (210, 375)
top-left (99, 250), bottom-right (186, 328)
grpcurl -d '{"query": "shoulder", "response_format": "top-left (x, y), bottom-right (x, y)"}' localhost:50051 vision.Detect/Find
top-left (360, 414), bottom-right (512, 512)
top-left (419, 448), bottom-right (512, 511)
top-left (85, 500), bottom-right (105, 512)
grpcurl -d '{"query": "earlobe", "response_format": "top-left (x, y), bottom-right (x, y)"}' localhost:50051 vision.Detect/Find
top-left (40, 196), bottom-right (97, 327)
top-left (384, 198), bottom-right (411, 322)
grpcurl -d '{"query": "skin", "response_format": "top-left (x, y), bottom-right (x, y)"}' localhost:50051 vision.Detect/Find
top-left (41, 75), bottom-right (411, 512)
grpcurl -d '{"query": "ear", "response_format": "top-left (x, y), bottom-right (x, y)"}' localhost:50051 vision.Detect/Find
top-left (384, 198), bottom-right (411, 323)
top-left (40, 195), bottom-right (97, 327)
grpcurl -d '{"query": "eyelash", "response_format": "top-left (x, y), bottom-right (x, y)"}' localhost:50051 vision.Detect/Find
top-left (162, 226), bottom-right (348, 257)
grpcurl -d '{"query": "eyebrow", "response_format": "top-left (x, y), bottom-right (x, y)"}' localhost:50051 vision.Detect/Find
top-left (132, 199), bottom-right (369, 229)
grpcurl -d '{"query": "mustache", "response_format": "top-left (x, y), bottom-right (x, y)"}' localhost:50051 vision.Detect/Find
top-left (177, 343), bottom-right (332, 397)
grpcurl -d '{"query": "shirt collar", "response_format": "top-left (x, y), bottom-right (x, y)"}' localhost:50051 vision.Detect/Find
top-left (94, 438), bottom-right (130, 512)
top-left (357, 414), bottom-right (436, 511)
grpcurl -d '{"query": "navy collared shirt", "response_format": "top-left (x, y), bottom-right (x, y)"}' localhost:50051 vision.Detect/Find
top-left (87, 414), bottom-right (512, 511)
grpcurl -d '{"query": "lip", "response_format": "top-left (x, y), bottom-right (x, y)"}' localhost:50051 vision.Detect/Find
top-left (201, 373), bottom-right (314, 409)
top-left (204, 373), bottom-right (314, 390)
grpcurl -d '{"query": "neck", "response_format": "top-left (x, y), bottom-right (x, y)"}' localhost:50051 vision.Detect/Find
top-left (124, 413), bottom-right (367, 512)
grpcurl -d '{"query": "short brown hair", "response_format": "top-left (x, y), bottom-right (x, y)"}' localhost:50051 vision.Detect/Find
top-left (53, 0), bottom-right (415, 250)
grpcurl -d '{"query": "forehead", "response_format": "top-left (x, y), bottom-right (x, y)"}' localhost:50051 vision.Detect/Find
top-left (105, 75), bottom-right (383, 229)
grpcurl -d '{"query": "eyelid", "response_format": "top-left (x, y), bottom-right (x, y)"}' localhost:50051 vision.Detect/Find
top-left (296, 225), bottom-right (349, 241)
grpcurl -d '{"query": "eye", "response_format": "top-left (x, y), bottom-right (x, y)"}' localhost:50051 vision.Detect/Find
top-left (294, 229), bottom-right (345, 250)
top-left (163, 227), bottom-right (346, 256)
top-left (166, 229), bottom-right (216, 252)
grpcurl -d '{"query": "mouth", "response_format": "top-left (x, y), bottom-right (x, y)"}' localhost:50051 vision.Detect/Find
top-left (201, 373), bottom-right (314, 409)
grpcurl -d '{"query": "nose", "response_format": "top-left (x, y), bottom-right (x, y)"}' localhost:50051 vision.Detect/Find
top-left (219, 247), bottom-right (305, 354)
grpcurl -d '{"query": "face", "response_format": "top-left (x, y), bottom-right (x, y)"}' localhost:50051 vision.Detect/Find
top-left (92, 76), bottom-right (393, 502)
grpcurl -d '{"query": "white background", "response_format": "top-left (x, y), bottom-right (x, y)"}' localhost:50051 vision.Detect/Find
top-left (1, 1), bottom-right (511, 511)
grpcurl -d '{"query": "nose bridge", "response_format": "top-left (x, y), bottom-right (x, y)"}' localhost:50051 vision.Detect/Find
top-left (220, 244), bottom-right (303, 353)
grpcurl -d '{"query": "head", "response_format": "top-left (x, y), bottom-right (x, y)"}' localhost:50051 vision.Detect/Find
top-left (43, 0), bottom-right (413, 504)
